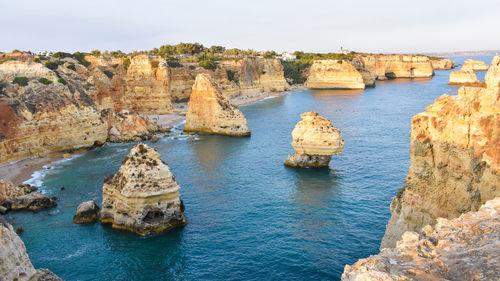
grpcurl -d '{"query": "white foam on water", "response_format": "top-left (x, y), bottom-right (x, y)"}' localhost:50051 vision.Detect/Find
top-left (23, 154), bottom-right (83, 187)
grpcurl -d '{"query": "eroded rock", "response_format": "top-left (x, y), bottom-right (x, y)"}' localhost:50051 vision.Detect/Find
top-left (462, 58), bottom-right (489, 71)
top-left (73, 200), bottom-right (100, 224)
top-left (305, 60), bottom-right (366, 89)
top-left (449, 69), bottom-right (479, 85)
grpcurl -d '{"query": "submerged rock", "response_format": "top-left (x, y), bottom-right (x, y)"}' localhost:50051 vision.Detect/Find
top-left (342, 197), bottom-right (500, 281)
top-left (184, 74), bottom-right (250, 136)
top-left (448, 69), bottom-right (479, 85)
top-left (100, 143), bottom-right (186, 235)
top-left (284, 111), bottom-right (344, 167)
top-left (305, 60), bottom-right (366, 89)
top-left (73, 200), bottom-right (100, 224)
top-left (33, 268), bottom-right (64, 281)
top-left (462, 58), bottom-right (489, 71)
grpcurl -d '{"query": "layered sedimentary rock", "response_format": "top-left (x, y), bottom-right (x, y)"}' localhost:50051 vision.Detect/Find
top-left (87, 55), bottom-right (173, 114)
top-left (0, 61), bottom-right (108, 164)
top-left (0, 180), bottom-right (57, 212)
top-left (305, 60), bottom-right (366, 89)
top-left (380, 56), bottom-right (500, 249)
top-left (361, 55), bottom-right (434, 79)
top-left (184, 74), bottom-right (250, 136)
top-left (100, 143), bottom-right (186, 235)
top-left (284, 111), bottom-right (344, 167)
top-left (342, 197), bottom-right (500, 281)
top-left (0, 216), bottom-right (61, 281)
top-left (101, 109), bottom-right (158, 142)
top-left (462, 58), bottom-right (489, 71)
top-left (170, 58), bottom-right (289, 102)
top-left (448, 69), bottom-right (479, 85)
top-left (430, 58), bottom-right (455, 70)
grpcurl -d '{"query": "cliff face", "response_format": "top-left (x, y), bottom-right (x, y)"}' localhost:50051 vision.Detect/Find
top-left (361, 55), bottom-right (434, 79)
top-left (100, 143), bottom-right (186, 235)
top-left (284, 111), bottom-right (344, 167)
top-left (305, 60), bottom-right (366, 89)
top-left (0, 61), bottom-right (108, 164)
top-left (462, 58), bottom-right (489, 71)
top-left (430, 58), bottom-right (455, 70)
top-left (342, 197), bottom-right (500, 281)
top-left (170, 58), bottom-right (289, 102)
top-left (380, 56), bottom-right (500, 249)
top-left (184, 74), bottom-right (250, 136)
top-left (87, 55), bottom-right (173, 114)
top-left (448, 69), bottom-right (479, 85)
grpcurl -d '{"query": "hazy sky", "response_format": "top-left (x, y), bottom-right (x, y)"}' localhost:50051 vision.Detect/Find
top-left (2, 0), bottom-right (499, 54)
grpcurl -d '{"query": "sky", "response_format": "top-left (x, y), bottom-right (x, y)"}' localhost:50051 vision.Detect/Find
top-left (2, 0), bottom-right (499, 54)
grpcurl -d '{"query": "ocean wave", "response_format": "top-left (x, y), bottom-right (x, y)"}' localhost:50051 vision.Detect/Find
top-left (23, 153), bottom-right (83, 187)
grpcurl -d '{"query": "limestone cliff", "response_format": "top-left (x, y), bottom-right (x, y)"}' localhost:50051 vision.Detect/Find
top-left (0, 216), bottom-right (62, 280)
top-left (87, 55), bottom-right (174, 114)
top-left (305, 60), bottom-right (366, 89)
top-left (101, 109), bottom-right (158, 142)
top-left (342, 197), bottom-right (500, 281)
top-left (184, 74), bottom-right (250, 136)
top-left (380, 56), bottom-right (500, 249)
top-left (0, 61), bottom-right (108, 164)
top-left (361, 55), bottom-right (434, 80)
top-left (448, 69), bottom-right (479, 85)
top-left (430, 58), bottom-right (455, 70)
top-left (462, 58), bottom-right (489, 71)
top-left (284, 111), bottom-right (344, 167)
top-left (100, 143), bottom-right (186, 235)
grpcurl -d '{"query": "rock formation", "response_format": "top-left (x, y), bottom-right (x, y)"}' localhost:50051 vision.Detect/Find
top-left (284, 111), bottom-right (344, 167)
top-left (73, 200), bottom-right (100, 223)
top-left (0, 179), bottom-right (57, 212)
top-left (0, 216), bottom-right (62, 280)
top-left (0, 60), bottom-right (108, 164)
top-left (305, 60), bottom-right (366, 89)
top-left (462, 58), bottom-right (489, 71)
top-left (380, 56), bottom-right (500, 249)
top-left (342, 197), bottom-right (500, 281)
top-left (101, 109), bottom-right (158, 142)
top-left (184, 74), bottom-right (250, 136)
top-left (361, 55), bottom-right (434, 80)
top-left (430, 58), bottom-right (455, 70)
top-left (448, 69), bottom-right (479, 85)
top-left (100, 143), bottom-right (186, 235)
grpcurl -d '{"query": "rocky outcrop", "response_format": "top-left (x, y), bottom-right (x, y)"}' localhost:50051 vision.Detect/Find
top-left (170, 58), bottom-right (289, 102)
top-left (0, 216), bottom-right (62, 281)
top-left (0, 179), bottom-right (57, 212)
top-left (380, 56), bottom-right (500, 249)
top-left (87, 55), bottom-right (174, 114)
top-left (284, 111), bottom-right (344, 167)
top-left (305, 60), bottom-right (366, 89)
top-left (462, 58), bottom-right (489, 71)
top-left (430, 58), bottom-right (455, 70)
top-left (184, 74), bottom-right (250, 136)
top-left (0, 61), bottom-right (108, 164)
top-left (448, 69), bottom-right (479, 85)
top-left (361, 55), bottom-right (434, 80)
top-left (342, 197), bottom-right (500, 281)
top-left (101, 109), bottom-right (158, 142)
top-left (73, 200), bottom-right (100, 224)
top-left (100, 143), bottom-right (186, 235)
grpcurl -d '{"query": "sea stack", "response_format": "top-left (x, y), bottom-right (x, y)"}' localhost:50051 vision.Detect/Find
top-left (448, 69), bottom-right (479, 85)
top-left (462, 58), bottom-right (489, 71)
top-left (305, 60), bottom-right (366, 89)
top-left (284, 111), bottom-right (344, 167)
top-left (184, 74), bottom-right (250, 136)
top-left (100, 143), bottom-right (186, 235)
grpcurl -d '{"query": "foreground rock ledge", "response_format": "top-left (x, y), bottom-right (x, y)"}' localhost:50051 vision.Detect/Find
top-left (284, 111), bottom-right (344, 167)
top-left (184, 73), bottom-right (250, 136)
top-left (342, 197), bottom-right (500, 281)
top-left (100, 143), bottom-right (186, 235)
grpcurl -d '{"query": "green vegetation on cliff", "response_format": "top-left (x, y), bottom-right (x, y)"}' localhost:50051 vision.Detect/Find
top-left (12, 76), bottom-right (29, 86)
top-left (38, 78), bottom-right (53, 85)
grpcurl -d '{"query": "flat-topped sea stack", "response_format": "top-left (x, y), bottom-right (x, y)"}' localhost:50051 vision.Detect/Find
top-left (430, 58), bottom-right (455, 70)
top-left (362, 55), bottom-right (434, 79)
top-left (184, 74), bottom-right (250, 136)
top-left (448, 69), bottom-right (479, 85)
top-left (284, 111), bottom-right (344, 167)
top-left (100, 143), bottom-right (186, 235)
top-left (462, 58), bottom-right (489, 71)
top-left (380, 56), bottom-right (500, 249)
top-left (342, 197), bottom-right (500, 280)
top-left (305, 60), bottom-right (365, 89)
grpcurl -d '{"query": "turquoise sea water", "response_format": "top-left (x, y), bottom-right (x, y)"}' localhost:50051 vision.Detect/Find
top-left (5, 56), bottom-right (494, 280)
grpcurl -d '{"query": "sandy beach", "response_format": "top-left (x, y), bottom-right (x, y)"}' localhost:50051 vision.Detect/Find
top-left (0, 87), bottom-right (304, 186)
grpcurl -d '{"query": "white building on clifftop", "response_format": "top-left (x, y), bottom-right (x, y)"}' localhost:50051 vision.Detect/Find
top-left (281, 52), bottom-right (296, 61)
top-left (338, 46), bottom-right (350, 55)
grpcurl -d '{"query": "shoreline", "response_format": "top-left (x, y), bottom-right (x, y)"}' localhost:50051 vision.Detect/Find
top-left (0, 86), bottom-right (304, 186)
